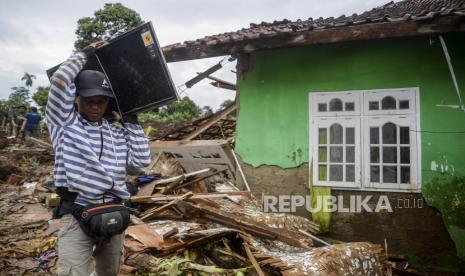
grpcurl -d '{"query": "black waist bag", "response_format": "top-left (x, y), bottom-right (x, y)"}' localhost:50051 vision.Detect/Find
top-left (73, 203), bottom-right (130, 240)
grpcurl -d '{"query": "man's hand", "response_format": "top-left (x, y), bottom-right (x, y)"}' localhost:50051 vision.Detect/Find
top-left (89, 41), bottom-right (109, 49)
top-left (112, 111), bottom-right (122, 122)
top-left (82, 40), bottom-right (109, 55)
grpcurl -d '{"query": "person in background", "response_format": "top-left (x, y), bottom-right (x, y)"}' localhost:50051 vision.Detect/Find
top-left (21, 106), bottom-right (42, 145)
top-left (7, 106), bottom-right (17, 136)
top-left (11, 105), bottom-right (27, 138)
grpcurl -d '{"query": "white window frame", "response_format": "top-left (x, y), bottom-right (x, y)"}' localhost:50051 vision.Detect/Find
top-left (309, 88), bottom-right (421, 193)
top-left (311, 117), bottom-right (361, 188)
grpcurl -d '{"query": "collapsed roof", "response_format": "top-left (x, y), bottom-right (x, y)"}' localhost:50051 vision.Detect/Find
top-left (162, 0), bottom-right (465, 62)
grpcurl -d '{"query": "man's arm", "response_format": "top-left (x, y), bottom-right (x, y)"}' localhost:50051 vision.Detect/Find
top-left (112, 113), bottom-right (151, 167)
top-left (45, 53), bottom-right (87, 126)
top-left (124, 123), bottom-right (151, 167)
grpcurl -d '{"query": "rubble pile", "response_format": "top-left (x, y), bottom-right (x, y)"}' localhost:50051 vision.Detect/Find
top-left (0, 129), bottom-right (389, 275)
top-left (122, 153), bottom-right (387, 275)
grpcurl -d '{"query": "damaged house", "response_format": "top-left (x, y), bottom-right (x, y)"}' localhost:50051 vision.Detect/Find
top-left (161, 0), bottom-right (465, 269)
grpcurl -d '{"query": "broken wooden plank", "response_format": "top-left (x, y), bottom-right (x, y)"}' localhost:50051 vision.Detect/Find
top-left (140, 192), bottom-right (193, 221)
top-left (162, 227), bottom-right (178, 240)
top-left (159, 177), bottom-right (185, 195)
top-left (298, 229), bottom-right (330, 246)
top-left (136, 182), bottom-right (157, 197)
top-left (174, 167), bottom-right (229, 191)
top-left (243, 242), bottom-right (266, 276)
top-left (155, 230), bottom-right (239, 257)
top-left (130, 214), bottom-right (145, 225)
top-left (185, 202), bottom-right (312, 249)
top-left (149, 168), bottom-right (211, 186)
top-left (126, 224), bottom-right (164, 249)
top-left (28, 137), bottom-right (53, 150)
top-left (205, 74), bottom-right (237, 91)
top-left (131, 191), bottom-right (251, 203)
top-left (147, 152), bottom-right (164, 171)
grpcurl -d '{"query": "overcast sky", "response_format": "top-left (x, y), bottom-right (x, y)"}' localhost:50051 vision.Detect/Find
top-left (0, 0), bottom-right (387, 111)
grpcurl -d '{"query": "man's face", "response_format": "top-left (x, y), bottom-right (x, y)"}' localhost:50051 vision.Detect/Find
top-left (18, 107), bottom-right (26, 113)
top-left (76, 95), bottom-right (109, 122)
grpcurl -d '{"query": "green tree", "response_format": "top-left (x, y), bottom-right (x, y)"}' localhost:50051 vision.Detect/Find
top-left (32, 86), bottom-right (50, 114)
top-left (21, 72), bottom-right (36, 87)
top-left (162, 97), bottom-right (202, 118)
top-left (0, 100), bottom-right (8, 117)
top-left (8, 86), bottom-right (30, 107)
top-left (139, 97), bottom-right (203, 123)
top-left (218, 99), bottom-right (236, 117)
top-left (74, 3), bottom-right (144, 51)
top-left (202, 105), bottom-right (213, 117)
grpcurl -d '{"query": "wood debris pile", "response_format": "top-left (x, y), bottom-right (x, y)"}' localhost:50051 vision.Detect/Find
top-left (121, 153), bottom-right (388, 275)
top-left (0, 129), bottom-right (390, 275)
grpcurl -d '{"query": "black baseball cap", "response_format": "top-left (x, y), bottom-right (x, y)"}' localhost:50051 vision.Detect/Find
top-left (75, 70), bottom-right (115, 98)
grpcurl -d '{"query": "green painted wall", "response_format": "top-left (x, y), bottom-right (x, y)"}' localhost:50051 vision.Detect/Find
top-left (236, 34), bottom-right (465, 258)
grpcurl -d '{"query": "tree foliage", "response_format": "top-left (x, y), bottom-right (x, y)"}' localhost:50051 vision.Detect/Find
top-left (1, 73), bottom-right (34, 115)
top-left (162, 97), bottom-right (202, 118)
top-left (202, 106), bottom-right (213, 117)
top-left (8, 86), bottom-right (30, 108)
top-left (32, 86), bottom-right (50, 114)
top-left (74, 3), bottom-right (144, 51)
top-left (21, 72), bottom-right (36, 87)
top-left (0, 100), bottom-right (8, 117)
top-left (219, 99), bottom-right (237, 117)
top-left (138, 97), bottom-right (203, 123)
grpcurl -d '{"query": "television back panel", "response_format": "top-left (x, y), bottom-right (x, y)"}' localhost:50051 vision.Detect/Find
top-left (47, 21), bottom-right (178, 116)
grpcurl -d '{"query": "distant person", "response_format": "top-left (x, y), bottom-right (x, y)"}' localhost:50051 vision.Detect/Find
top-left (6, 106), bottom-right (16, 136)
top-left (22, 106), bottom-right (42, 144)
top-left (14, 105), bottom-right (27, 139)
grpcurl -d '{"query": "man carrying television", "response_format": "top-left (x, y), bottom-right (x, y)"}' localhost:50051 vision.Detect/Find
top-left (46, 41), bottom-right (151, 275)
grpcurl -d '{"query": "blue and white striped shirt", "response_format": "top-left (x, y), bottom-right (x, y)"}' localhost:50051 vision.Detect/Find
top-left (46, 52), bottom-right (151, 206)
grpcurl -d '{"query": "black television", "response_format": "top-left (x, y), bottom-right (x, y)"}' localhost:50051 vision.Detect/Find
top-left (46, 21), bottom-right (178, 117)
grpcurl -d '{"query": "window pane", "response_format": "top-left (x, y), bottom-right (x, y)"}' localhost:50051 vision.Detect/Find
top-left (346, 146), bottom-right (355, 163)
top-left (400, 147), bottom-right (410, 164)
top-left (381, 96), bottom-right (396, 110)
top-left (400, 127), bottom-right (409, 144)
top-left (346, 165), bottom-right (355, 182)
top-left (330, 146), bottom-right (343, 162)
top-left (400, 166), bottom-right (410, 184)
top-left (330, 124), bottom-right (343, 144)
top-left (382, 123), bottom-right (397, 144)
top-left (345, 102), bottom-right (355, 111)
top-left (369, 101), bottom-right (379, 110)
top-left (319, 128), bottom-right (327, 144)
top-left (399, 100), bottom-right (409, 109)
top-left (318, 103), bottom-right (327, 112)
top-left (329, 165), bottom-right (343, 181)
top-left (370, 147), bottom-right (379, 163)
top-left (383, 147), bottom-right (397, 163)
top-left (383, 166), bottom-right (397, 183)
top-left (346, 128), bottom-right (355, 144)
top-left (370, 127), bottom-right (379, 144)
top-left (370, 166), bottom-right (380, 182)
top-left (329, 98), bottom-right (343, 111)
top-left (318, 147), bottom-right (327, 162)
top-left (318, 165), bottom-right (327, 181)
